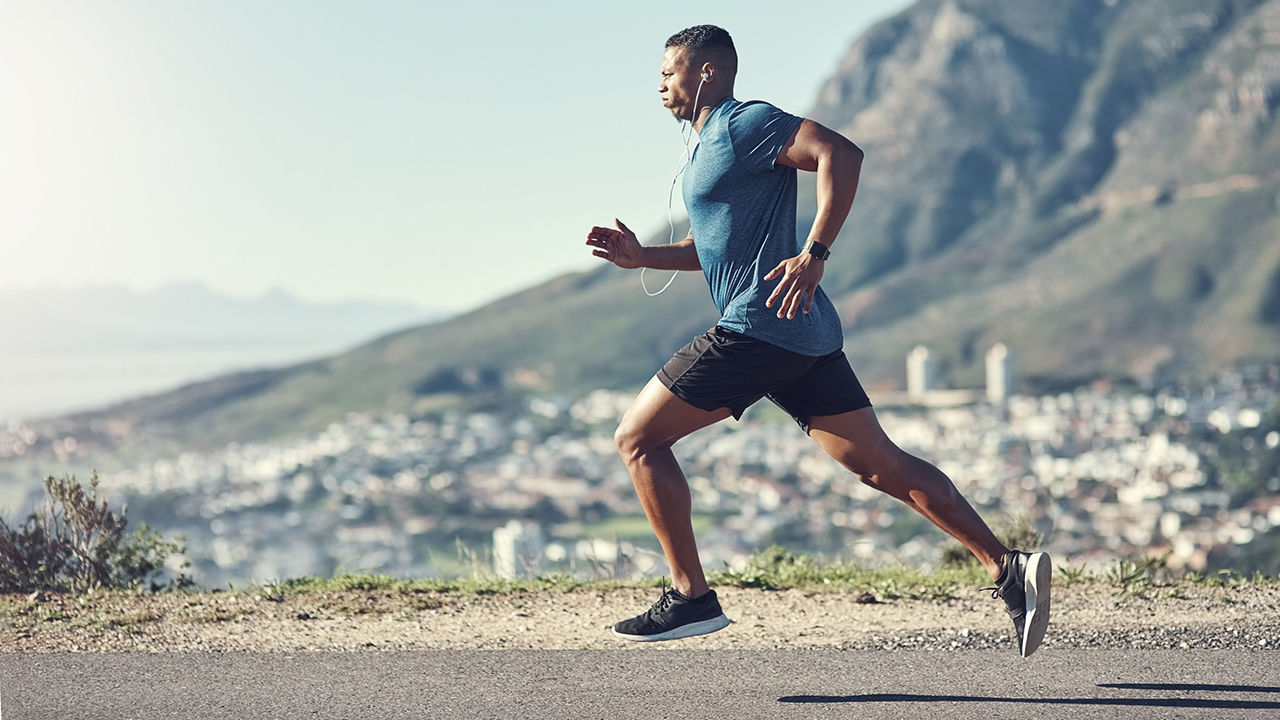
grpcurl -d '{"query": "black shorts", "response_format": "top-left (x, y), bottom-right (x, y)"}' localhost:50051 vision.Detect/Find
top-left (657, 325), bottom-right (872, 433)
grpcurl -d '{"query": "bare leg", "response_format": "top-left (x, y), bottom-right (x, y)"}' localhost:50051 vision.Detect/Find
top-left (808, 407), bottom-right (1009, 581)
top-left (614, 377), bottom-right (733, 598)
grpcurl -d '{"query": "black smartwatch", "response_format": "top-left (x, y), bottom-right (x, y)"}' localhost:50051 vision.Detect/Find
top-left (804, 240), bottom-right (831, 261)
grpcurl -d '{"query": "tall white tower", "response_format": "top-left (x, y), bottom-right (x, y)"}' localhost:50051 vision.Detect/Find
top-left (493, 520), bottom-right (543, 579)
top-left (907, 345), bottom-right (934, 400)
top-left (986, 343), bottom-right (1016, 404)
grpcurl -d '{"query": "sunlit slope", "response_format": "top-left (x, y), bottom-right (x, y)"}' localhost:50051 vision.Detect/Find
top-left (79, 262), bottom-right (717, 445)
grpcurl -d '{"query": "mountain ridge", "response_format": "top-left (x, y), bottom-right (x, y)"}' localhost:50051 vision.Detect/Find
top-left (0, 282), bottom-right (440, 352)
top-left (46, 0), bottom-right (1280, 448)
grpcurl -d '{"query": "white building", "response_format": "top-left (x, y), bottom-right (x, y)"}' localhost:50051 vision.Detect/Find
top-left (986, 343), bottom-right (1016, 404)
top-left (492, 520), bottom-right (543, 579)
top-left (907, 345), bottom-right (934, 400)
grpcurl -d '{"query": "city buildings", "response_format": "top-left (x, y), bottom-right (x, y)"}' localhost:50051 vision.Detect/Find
top-left (1, 359), bottom-right (1276, 587)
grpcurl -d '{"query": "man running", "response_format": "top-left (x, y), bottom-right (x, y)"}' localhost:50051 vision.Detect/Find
top-left (585, 24), bottom-right (1051, 657)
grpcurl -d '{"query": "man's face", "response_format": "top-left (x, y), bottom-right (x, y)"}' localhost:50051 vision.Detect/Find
top-left (658, 46), bottom-right (702, 122)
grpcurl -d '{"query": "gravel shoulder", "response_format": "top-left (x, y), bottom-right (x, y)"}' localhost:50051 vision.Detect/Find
top-left (3, 582), bottom-right (1278, 653)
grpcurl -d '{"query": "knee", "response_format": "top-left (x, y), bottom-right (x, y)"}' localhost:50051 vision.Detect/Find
top-left (613, 420), bottom-right (656, 465)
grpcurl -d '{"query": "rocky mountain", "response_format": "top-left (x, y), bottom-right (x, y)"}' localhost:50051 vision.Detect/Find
top-left (52, 0), bottom-right (1280, 447)
top-left (802, 0), bottom-right (1280, 386)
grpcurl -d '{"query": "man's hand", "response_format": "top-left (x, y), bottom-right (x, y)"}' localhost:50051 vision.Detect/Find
top-left (764, 253), bottom-right (824, 319)
top-left (586, 219), bottom-right (644, 269)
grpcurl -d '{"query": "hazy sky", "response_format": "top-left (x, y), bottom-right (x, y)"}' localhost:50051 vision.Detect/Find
top-left (1, 0), bottom-right (912, 312)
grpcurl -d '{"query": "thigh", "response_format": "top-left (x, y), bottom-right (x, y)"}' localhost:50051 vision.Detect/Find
top-left (618, 376), bottom-right (735, 450)
top-left (806, 406), bottom-right (899, 475)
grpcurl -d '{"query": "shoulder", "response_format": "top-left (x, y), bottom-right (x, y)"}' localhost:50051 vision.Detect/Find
top-left (724, 100), bottom-right (804, 166)
top-left (727, 99), bottom-right (788, 124)
top-left (726, 100), bottom-right (802, 138)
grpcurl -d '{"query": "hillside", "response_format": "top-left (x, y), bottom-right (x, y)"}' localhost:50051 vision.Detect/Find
top-left (52, 0), bottom-right (1280, 447)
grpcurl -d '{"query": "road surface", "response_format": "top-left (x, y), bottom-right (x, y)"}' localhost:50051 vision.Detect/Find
top-left (1, 649), bottom-right (1277, 719)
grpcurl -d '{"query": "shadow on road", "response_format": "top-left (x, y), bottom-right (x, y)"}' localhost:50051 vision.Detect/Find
top-left (1098, 683), bottom-right (1280, 694)
top-left (778, 684), bottom-right (1280, 710)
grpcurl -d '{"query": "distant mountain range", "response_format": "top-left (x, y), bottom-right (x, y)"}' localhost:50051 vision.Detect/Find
top-left (0, 283), bottom-right (443, 419)
top-left (1, 283), bottom-right (438, 353)
top-left (44, 0), bottom-right (1280, 448)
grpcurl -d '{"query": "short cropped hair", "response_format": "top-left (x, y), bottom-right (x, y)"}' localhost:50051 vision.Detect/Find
top-left (665, 25), bottom-right (738, 75)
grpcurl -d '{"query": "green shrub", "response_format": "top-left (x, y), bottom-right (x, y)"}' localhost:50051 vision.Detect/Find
top-left (0, 472), bottom-right (192, 593)
top-left (1104, 553), bottom-right (1172, 596)
top-left (709, 545), bottom-right (821, 590)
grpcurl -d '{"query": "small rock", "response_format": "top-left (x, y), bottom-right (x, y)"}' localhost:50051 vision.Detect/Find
top-left (855, 592), bottom-right (878, 604)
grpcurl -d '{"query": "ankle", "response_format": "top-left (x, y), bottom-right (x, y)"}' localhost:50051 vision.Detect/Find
top-left (674, 579), bottom-right (710, 600)
top-left (987, 550), bottom-right (1011, 583)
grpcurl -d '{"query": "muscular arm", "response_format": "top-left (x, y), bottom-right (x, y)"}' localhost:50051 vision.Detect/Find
top-left (587, 220), bottom-right (701, 271)
top-left (763, 119), bottom-right (864, 319)
top-left (777, 119), bottom-right (864, 251)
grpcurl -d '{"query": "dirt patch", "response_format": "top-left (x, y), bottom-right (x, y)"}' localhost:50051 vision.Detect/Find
top-left (3, 583), bottom-right (1278, 653)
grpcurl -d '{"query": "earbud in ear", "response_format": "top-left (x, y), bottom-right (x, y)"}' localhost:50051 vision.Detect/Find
top-left (701, 72), bottom-right (710, 81)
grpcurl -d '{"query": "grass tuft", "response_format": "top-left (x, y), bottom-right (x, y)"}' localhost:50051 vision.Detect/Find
top-left (9, 549), bottom-right (1277, 612)
top-left (706, 545), bottom-right (989, 601)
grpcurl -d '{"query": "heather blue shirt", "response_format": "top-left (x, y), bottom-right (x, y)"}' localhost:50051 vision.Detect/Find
top-left (683, 98), bottom-right (844, 356)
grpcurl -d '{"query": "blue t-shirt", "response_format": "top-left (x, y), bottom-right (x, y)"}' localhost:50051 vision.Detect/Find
top-left (683, 98), bottom-right (844, 357)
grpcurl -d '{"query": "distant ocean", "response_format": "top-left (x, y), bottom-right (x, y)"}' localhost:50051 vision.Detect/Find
top-left (0, 344), bottom-right (342, 421)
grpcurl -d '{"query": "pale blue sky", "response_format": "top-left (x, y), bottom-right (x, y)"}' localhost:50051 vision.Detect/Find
top-left (0, 0), bottom-right (911, 312)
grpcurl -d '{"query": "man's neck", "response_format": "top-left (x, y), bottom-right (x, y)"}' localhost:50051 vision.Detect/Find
top-left (692, 93), bottom-right (732, 133)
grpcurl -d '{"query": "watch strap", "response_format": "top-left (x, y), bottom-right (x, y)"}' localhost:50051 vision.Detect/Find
top-left (804, 240), bottom-right (831, 261)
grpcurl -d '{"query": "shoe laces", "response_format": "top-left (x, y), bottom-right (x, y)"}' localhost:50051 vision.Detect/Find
top-left (648, 579), bottom-right (678, 615)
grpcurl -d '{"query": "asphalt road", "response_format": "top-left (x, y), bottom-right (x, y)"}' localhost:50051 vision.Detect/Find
top-left (1, 649), bottom-right (1277, 719)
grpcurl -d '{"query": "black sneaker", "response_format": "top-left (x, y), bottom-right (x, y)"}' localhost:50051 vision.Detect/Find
top-left (611, 583), bottom-right (731, 642)
top-left (990, 550), bottom-right (1052, 658)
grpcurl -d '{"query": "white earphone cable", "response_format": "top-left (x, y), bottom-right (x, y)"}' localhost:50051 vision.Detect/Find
top-left (641, 74), bottom-right (706, 297)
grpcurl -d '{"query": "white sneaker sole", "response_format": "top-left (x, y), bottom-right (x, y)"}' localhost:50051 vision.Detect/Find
top-left (612, 613), bottom-right (731, 642)
top-left (1021, 551), bottom-right (1052, 657)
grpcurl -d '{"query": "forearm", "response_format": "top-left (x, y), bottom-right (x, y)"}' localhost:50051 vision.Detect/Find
top-left (640, 236), bottom-right (701, 271)
top-left (806, 143), bottom-right (864, 249)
